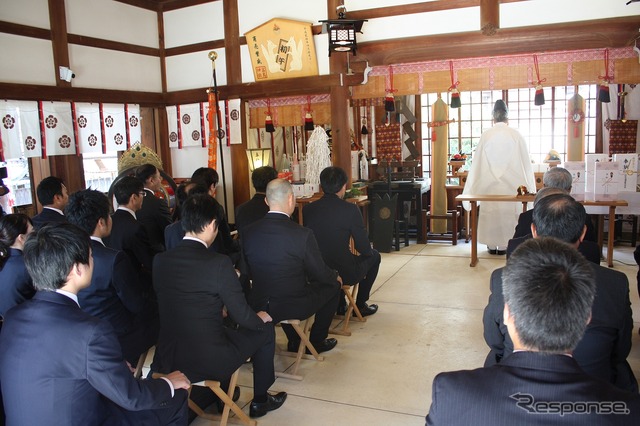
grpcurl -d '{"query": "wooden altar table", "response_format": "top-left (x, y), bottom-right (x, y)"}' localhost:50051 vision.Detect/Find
top-left (455, 194), bottom-right (628, 268)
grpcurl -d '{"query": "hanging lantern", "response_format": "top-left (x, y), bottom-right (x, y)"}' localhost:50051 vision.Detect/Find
top-left (533, 55), bottom-right (546, 106)
top-left (304, 96), bottom-right (314, 131)
top-left (597, 49), bottom-right (612, 103)
top-left (448, 61), bottom-right (461, 109)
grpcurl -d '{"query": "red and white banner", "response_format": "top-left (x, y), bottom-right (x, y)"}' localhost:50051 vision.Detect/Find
top-left (179, 103), bottom-right (204, 148)
top-left (17, 101), bottom-right (42, 159)
top-left (166, 106), bottom-right (178, 149)
top-left (126, 104), bottom-right (141, 148)
top-left (74, 103), bottom-right (102, 154)
top-left (228, 99), bottom-right (242, 145)
top-left (40, 101), bottom-right (76, 157)
top-left (0, 100), bottom-right (26, 160)
top-left (101, 104), bottom-right (127, 153)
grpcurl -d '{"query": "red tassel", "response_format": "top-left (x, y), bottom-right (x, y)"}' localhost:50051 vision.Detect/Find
top-left (450, 90), bottom-right (461, 108)
top-left (534, 85), bottom-right (545, 106)
top-left (385, 92), bottom-right (395, 112)
top-left (265, 114), bottom-right (275, 132)
top-left (304, 112), bottom-right (314, 131)
top-left (598, 84), bottom-right (610, 103)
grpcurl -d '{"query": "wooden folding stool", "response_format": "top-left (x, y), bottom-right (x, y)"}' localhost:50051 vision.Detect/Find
top-left (275, 317), bottom-right (324, 381)
top-left (153, 368), bottom-right (256, 426)
top-left (330, 283), bottom-right (366, 337)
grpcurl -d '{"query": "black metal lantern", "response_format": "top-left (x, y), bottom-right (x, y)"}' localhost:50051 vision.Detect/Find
top-left (320, 6), bottom-right (366, 56)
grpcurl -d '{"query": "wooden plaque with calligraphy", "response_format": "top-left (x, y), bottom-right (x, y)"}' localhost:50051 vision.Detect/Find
top-left (245, 18), bottom-right (319, 81)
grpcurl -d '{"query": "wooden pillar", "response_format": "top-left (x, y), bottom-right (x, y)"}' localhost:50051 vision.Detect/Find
top-left (328, 0), bottom-right (352, 184)
top-left (224, 0), bottom-right (250, 211)
top-left (480, 0), bottom-right (500, 36)
top-left (30, 0), bottom-right (85, 207)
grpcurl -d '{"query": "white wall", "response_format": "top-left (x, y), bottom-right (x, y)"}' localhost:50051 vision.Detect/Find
top-left (0, 34), bottom-right (55, 85)
top-left (0, 0), bottom-right (638, 90)
top-left (0, 0), bottom-right (50, 28)
top-left (66, 0), bottom-right (158, 48)
top-left (68, 45), bottom-right (162, 92)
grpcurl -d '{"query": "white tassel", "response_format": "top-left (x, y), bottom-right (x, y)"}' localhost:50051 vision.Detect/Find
top-left (305, 126), bottom-right (332, 186)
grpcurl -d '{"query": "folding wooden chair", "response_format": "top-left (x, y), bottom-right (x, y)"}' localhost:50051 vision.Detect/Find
top-left (330, 283), bottom-right (366, 337)
top-left (153, 368), bottom-right (256, 426)
top-left (275, 317), bottom-right (324, 381)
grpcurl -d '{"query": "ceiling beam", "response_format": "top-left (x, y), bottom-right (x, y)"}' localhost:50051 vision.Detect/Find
top-left (165, 73), bottom-right (365, 105)
top-left (113, 0), bottom-right (218, 12)
top-left (358, 16), bottom-right (640, 66)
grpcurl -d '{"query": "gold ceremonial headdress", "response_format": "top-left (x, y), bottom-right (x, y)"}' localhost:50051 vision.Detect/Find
top-left (118, 142), bottom-right (163, 174)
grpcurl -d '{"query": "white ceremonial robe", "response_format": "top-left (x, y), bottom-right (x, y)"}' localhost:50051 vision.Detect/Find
top-left (462, 122), bottom-right (536, 248)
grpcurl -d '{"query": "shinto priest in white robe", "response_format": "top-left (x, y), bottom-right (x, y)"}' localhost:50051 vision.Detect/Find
top-left (461, 122), bottom-right (536, 249)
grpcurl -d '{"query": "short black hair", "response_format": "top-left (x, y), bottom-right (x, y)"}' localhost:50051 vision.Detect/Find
top-left (186, 183), bottom-right (209, 197)
top-left (181, 194), bottom-right (222, 234)
top-left (191, 167), bottom-right (219, 189)
top-left (135, 164), bottom-right (158, 184)
top-left (23, 223), bottom-right (91, 291)
top-left (65, 189), bottom-right (110, 235)
top-left (319, 166), bottom-right (348, 195)
top-left (113, 176), bottom-right (143, 205)
top-left (252, 166), bottom-right (278, 192)
top-left (0, 213), bottom-right (32, 269)
top-left (503, 237), bottom-right (595, 353)
top-left (36, 176), bottom-right (65, 206)
top-left (532, 193), bottom-right (586, 244)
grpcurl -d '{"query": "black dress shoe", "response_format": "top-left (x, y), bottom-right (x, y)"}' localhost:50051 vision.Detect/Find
top-left (488, 248), bottom-right (497, 255)
top-left (356, 303), bottom-right (378, 317)
top-left (496, 250), bottom-right (506, 256)
top-left (307, 338), bottom-right (337, 354)
top-left (249, 391), bottom-right (287, 418)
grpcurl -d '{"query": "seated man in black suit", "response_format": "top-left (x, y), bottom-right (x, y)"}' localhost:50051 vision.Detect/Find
top-left (31, 175), bottom-right (69, 229)
top-left (241, 178), bottom-right (342, 354)
top-left (303, 166), bottom-right (380, 316)
top-left (426, 237), bottom-right (640, 425)
top-left (0, 223), bottom-right (190, 425)
top-left (66, 189), bottom-right (158, 367)
top-left (190, 167), bottom-right (239, 262)
top-left (513, 166), bottom-right (597, 241)
top-left (507, 186), bottom-right (601, 264)
top-left (484, 193), bottom-right (637, 392)
top-left (105, 176), bottom-right (157, 291)
top-left (135, 164), bottom-right (172, 251)
top-left (151, 194), bottom-right (286, 419)
top-left (235, 166), bottom-right (278, 235)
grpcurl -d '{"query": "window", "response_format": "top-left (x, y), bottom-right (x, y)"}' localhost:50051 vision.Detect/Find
top-left (420, 84), bottom-right (599, 178)
top-left (0, 158), bottom-right (32, 213)
top-left (82, 152), bottom-right (119, 193)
